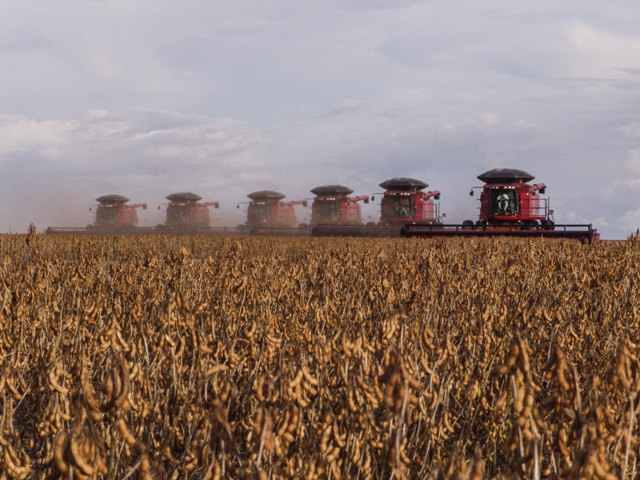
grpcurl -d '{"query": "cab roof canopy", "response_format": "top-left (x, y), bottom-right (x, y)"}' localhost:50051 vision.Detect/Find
top-left (166, 192), bottom-right (203, 202)
top-left (311, 185), bottom-right (354, 196)
top-left (96, 194), bottom-right (130, 204)
top-left (379, 177), bottom-right (428, 191)
top-left (247, 190), bottom-right (286, 201)
top-left (477, 168), bottom-right (535, 184)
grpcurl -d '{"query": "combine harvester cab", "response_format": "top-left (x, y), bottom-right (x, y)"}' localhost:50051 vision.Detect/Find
top-left (237, 191), bottom-right (308, 235)
top-left (308, 185), bottom-right (370, 236)
top-left (401, 168), bottom-right (599, 243)
top-left (46, 194), bottom-right (148, 234)
top-left (157, 192), bottom-right (219, 234)
top-left (377, 177), bottom-right (441, 231)
top-left (92, 195), bottom-right (147, 232)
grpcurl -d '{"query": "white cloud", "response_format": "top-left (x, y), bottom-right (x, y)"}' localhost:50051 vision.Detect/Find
top-left (319, 99), bottom-right (371, 118)
top-left (620, 124), bottom-right (640, 139)
top-left (561, 211), bottom-right (591, 225)
top-left (601, 176), bottom-right (640, 199)
top-left (566, 21), bottom-right (640, 79)
top-left (617, 208), bottom-right (640, 234)
top-left (0, 110), bottom-right (269, 172)
top-left (334, 0), bottom-right (427, 10)
top-left (627, 149), bottom-right (640, 175)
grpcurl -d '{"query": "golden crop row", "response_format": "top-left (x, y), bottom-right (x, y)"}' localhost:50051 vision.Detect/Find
top-left (0, 234), bottom-right (639, 479)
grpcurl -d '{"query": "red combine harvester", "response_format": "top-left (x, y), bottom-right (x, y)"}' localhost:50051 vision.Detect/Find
top-left (237, 191), bottom-right (308, 234)
top-left (401, 168), bottom-right (599, 243)
top-left (306, 185), bottom-right (369, 231)
top-left (46, 194), bottom-right (148, 234)
top-left (156, 192), bottom-right (221, 233)
top-left (312, 177), bottom-right (441, 236)
top-left (377, 177), bottom-right (441, 228)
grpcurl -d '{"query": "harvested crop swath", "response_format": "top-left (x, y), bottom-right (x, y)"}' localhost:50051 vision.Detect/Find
top-left (0, 234), bottom-right (639, 479)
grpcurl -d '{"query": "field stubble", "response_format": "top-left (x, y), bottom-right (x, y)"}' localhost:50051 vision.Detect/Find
top-left (0, 234), bottom-right (639, 479)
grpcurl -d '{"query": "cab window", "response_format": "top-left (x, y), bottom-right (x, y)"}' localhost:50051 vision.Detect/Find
top-left (388, 196), bottom-right (412, 218)
top-left (96, 205), bottom-right (117, 223)
top-left (491, 189), bottom-right (517, 215)
top-left (248, 204), bottom-right (269, 223)
top-left (315, 200), bottom-right (339, 221)
top-left (167, 204), bottom-right (189, 223)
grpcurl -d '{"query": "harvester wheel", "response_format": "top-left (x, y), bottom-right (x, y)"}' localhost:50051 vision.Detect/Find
top-left (298, 223), bottom-right (309, 230)
top-left (236, 224), bottom-right (247, 233)
top-left (366, 222), bottom-right (377, 227)
top-left (462, 220), bottom-right (474, 230)
top-left (541, 219), bottom-right (555, 231)
top-left (155, 224), bottom-right (164, 232)
top-left (85, 225), bottom-right (94, 231)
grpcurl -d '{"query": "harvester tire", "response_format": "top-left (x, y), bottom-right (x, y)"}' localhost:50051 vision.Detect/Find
top-left (298, 223), bottom-right (309, 230)
top-left (366, 222), bottom-right (377, 227)
top-left (155, 224), bottom-right (164, 232)
top-left (85, 225), bottom-right (94, 231)
top-left (236, 224), bottom-right (247, 233)
top-left (462, 220), bottom-right (474, 230)
top-left (541, 219), bottom-right (555, 230)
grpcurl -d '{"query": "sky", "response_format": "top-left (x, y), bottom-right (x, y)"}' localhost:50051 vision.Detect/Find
top-left (1, 0), bottom-right (639, 238)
